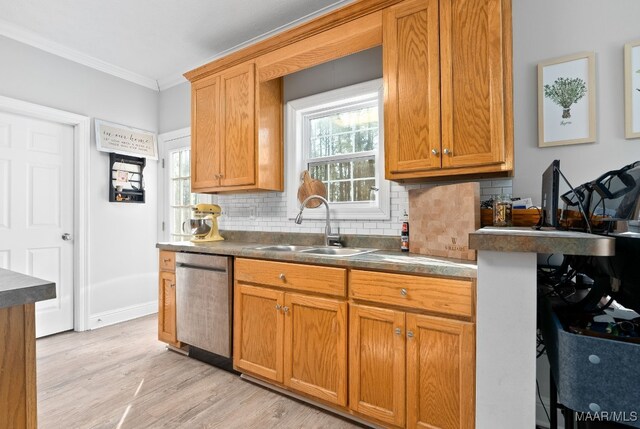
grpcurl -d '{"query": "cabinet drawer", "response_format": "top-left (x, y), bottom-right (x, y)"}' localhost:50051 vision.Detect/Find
top-left (159, 250), bottom-right (175, 272)
top-left (349, 270), bottom-right (474, 318)
top-left (235, 258), bottom-right (346, 297)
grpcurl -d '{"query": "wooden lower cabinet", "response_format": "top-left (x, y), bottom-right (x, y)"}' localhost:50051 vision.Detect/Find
top-left (350, 305), bottom-right (475, 429)
top-left (233, 276), bottom-right (348, 406)
top-left (406, 313), bottom-right (475, 429)
top-left (349, 304), bottom-right (406, 427)
top-left (158, 250), bottom-right (180, 348)
top-left (284, 293), bottom-right (347, 406)
top-left (233, 283), bottom-right (284, 382)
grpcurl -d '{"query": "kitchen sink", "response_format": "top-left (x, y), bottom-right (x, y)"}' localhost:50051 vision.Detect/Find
top-left (253, 245), bottom-right (312, 252)
top-left (298, 247), bottom-right (376, 257)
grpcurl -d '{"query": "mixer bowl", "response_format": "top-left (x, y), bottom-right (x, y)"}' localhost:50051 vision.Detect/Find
top-left (188, 218), bottom-right (212, 237)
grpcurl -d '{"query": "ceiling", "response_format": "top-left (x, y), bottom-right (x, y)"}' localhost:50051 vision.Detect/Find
top-left (0, 0), bottom-right (353, 90)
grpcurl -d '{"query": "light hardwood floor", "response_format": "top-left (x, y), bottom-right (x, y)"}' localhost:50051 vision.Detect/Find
top-left (36, 315), bottom-right (362, 429)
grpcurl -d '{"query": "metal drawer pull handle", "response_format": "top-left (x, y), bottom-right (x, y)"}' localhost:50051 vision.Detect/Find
top-left (400, 288), bottom-right (407, 296)
top-left (279, 273), bottom-right (286, 280)
top-left (407, 331), bottom-right (414, 338)
top-left (275, 304), bottom-right (282, 311)
top-left (163, 258), bottom-right (171, 263)
top-left (283, 306), bottom-right (289, 313)
top-left (395, 328), bottom-right (402, 336)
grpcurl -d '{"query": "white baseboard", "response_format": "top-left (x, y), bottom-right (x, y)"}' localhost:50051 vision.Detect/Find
top-left (88, 300), bottom-right (158, 330)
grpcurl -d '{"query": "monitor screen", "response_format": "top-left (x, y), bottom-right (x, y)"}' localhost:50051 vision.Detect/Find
top-left (542, 160), bottom-right (560, 227)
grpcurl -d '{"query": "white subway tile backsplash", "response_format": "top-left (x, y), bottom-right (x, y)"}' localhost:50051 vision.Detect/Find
top-left (213, 177), bottom-right (512, 236)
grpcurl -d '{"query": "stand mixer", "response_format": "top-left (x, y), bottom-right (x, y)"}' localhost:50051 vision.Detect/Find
top-left (186, 203), bottom-right (224, 242)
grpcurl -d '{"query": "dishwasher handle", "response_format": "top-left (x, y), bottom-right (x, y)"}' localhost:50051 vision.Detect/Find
top-left (175, 253), bottom-right (230, 272)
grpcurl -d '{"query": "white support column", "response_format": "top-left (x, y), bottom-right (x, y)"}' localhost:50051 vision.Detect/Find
top-left (476, 250), bottom-right (538, 429)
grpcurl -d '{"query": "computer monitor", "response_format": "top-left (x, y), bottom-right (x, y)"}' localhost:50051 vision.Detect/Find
top-left (541, 160), bottom-right (560, 227)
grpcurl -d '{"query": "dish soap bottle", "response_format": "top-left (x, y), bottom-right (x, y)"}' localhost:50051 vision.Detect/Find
top-left (401, 209), bottom-right (410, 252)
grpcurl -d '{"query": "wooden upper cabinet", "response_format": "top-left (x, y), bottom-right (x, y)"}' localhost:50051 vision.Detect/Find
top-left (385, 0), bottom-right (513, 180)
top-left (189, 61), bottom-right (283, 193)
top-left (191, 74), bottom-right (221, 190)
top-left (220, 63), bottom-right (256, 187)
top-left (384, 0), bottom-right (441, 176)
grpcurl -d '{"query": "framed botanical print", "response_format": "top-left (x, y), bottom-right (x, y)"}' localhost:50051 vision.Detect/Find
top-left (538, 52), bottom-right (596, 147)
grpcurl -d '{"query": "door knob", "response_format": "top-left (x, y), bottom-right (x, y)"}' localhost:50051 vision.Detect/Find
top-left (61, 233), bottom-right (72, 241)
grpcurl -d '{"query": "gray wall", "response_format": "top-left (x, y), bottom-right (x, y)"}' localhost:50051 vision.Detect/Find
top-left (158, 81), bottom-right (190, 134)
top-left (512, 0), bottom-right (640, 204)
top-left (0, 35), bottom-right (160, 327)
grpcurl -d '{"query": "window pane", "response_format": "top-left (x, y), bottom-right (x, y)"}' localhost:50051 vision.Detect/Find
top-left (170, 179), bottom-right (180, 206)
top-left (354, 179), bottom-right (376, 201)
top-left (173, 207), bottom-right (182, 235)
top-left (180, 149), bottom-right (190, 177)
top-left (333, 112), bottom-right (354, 134)
top-left (329, 161), bottom-right (352, 180)
top-left (181, 179), bottom-right (190, 206)
top-left (309, 163), bottom-right (328, 181)
top-left (310, 116), bottom-right (332, 139)
top-left (331, 133), bottom-right (354, 156)
top-left (170, 152), bottom-right (180, 179)
top-left (355, 129), bottom-right (378, 152)
top-left (329, 181), bottom-right (352, 202)
top-left (353, 159), bottom-right (376, 179)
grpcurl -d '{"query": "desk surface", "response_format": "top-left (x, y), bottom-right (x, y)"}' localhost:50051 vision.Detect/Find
top-left (0, 269), bottom-right (56, 309)
top-left (469, 227), bottom-right (616, 256)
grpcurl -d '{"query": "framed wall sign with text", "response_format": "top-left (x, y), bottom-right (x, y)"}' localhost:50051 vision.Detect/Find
top-left (95, 119), bottom-right (158, 160)
top-left (625, 40), bottom-right (640, 139)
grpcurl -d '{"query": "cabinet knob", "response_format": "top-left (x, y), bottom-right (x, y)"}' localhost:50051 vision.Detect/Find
top-left (279, 273), bottom-right (286, 281)
top-left (170, 284), bottom-right (175, 288)
top-left (283, 306), bottom-right (289, 314)
top-left (275, 304), bottom-right (282, 311)
top-left (163, 258), bottom-right (171, 263)
top-left (219, 173), bottom-right (224, 178)
top-left (407, 330), bottom-right (414, 338)
top-left (443, 148), bottom-right (452, 155)
top-left (394, 327), bottom-right (402, 336)
top-left (400, 288), bottom-right (407, 296)
top-left (431, 149), bottom-right (439, 156)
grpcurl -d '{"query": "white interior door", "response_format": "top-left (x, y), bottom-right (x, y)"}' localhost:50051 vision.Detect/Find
top-left (0, 111), bottom-right (74, 337)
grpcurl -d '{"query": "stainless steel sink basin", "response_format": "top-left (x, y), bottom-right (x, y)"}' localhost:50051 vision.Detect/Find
top-left (298, 247), bottom-right (376, 257)
top-left (253, 245), bottom-right (312, 252)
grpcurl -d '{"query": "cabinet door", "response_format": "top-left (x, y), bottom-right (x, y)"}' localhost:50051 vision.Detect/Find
top-left (384, 0), bottom-right (441, 177)
top-left (191, 73), bottom-right (221, 191)
top-left (349, 304), bottom-right (405, 427)
top-left (440, 0), bottom-right (507, 169)
top-left (220, 62), bottom-right (256, 187)
top-left (283, 293), bottom-right (347, 406)
top-left (233, 283), bottom-right (284, 382)
top-left (406, 314), bottom-right (475, 429)
top-left (158, 271), bottom-right (179, 346)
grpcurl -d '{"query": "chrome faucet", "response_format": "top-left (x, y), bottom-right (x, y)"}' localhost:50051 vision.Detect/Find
top-left (295, 195), bottom-right (341, 247)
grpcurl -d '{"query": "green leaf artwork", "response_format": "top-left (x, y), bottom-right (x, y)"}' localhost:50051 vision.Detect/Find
top-left (544, 77), bottom-right (587, 119)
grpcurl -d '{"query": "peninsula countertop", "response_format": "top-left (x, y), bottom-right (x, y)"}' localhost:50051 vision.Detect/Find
top-left (0, 268), bottom-right (56, 309)
top-left (156, 241), bottom-right (478, 279)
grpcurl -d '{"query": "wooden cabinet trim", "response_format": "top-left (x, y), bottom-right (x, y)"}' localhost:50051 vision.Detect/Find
top-left (184, 0), bottom-right (404, 82)
top-left (235, 258), bottom-right (346, 297)
top-left (256, 12), bottom-right (382, 82)
top-left (349, 269), bottom-right (474, 318)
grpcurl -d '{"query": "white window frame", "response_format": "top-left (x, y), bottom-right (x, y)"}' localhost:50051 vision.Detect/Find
top-left (158, 128), bottom-right (211, 242)
top-left (285, 79), bottom-right (390, 220)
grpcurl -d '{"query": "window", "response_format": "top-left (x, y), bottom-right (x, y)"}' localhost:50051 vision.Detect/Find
top-left (286, 79), bottom-right (390, 220)
top-left (159, 129), bottom-right (210, 242)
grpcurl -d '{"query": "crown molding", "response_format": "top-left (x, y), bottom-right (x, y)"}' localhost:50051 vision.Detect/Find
top-left (0, 18), bottom-right (159, 91)
top-left (158, 0), bottom-right (354, 91)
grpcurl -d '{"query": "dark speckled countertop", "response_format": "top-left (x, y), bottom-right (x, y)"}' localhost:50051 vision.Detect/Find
top-left (156, 240), bottom-right (478, 279)
top-left (469, 227), bottom-right (615, 256)
top-left (0, 268), bottom-right (56, 309)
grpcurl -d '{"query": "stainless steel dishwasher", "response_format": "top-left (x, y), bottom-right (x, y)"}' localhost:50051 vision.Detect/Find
top-left (175, 253), bottom-right (232, 358)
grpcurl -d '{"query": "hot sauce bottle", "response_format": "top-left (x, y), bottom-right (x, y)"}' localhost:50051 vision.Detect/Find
top-left (401, 210), bottom-right (410, 252)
